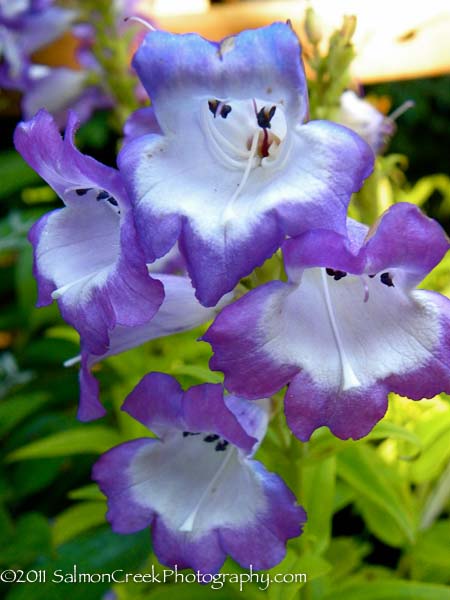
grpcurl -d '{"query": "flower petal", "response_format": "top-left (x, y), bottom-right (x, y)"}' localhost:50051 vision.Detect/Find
top-left (76, 275), bottom-right (230, 419)
top-left (285, 372), bottom-right (388, 441)
top-left (92, 438), bottom-right (157, 533)
top-left (132, 23), bottom-right (308, 133)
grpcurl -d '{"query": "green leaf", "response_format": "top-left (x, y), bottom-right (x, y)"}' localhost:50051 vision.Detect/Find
top-left (355, 495), bottom-right (410, 548)
top-left (337, 444), bottom-right (415, 543)
top-left (325, 537), bottom-right (371, 581)
top-left (325, 579), bottom-right (450, 600)
top-left (333, 480), bottom-right (355, 513)
top-left (7, 426), bottom-right (122, 461)
top-left (302, 456), bottom-right (336, 554)
top-left (0, 150), bottom-right (42, 200)
top-left (68, 484), bottom-right (105, 502)
top-left (367, 421), bottom-right (422, 449)
top-left (168, 364), bottom-right (223, 384)
top-left (53, 501), bottom-right (107, 546)
top-left (409, 521), bottom-right (450, 584)
top-left (1, 512), bottom-right (52, 567)
top-left (410, 413), bottom-right (450, 483)
top-left (0, 392), bottom-right (49, 436)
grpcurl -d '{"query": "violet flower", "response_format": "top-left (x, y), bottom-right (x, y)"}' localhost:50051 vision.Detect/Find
top-left (336, 90), bottom-right (396, 154)
top-left (0, 0), bottom-right (76, 90)
top-left (204, 203), bottom-right (450, 440)
top-left (14, 109), bottom-right (164, 361)
top-left (93, 373), bottom-right (306, 573)
top-left (119, 23), bottom-right (374, 306)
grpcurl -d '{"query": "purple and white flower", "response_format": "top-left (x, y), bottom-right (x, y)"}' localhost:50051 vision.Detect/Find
top-left (93, 373), bottom-right (306, 573)
top-left (119, 22), bottom-right (374, 307)
top-left (335, 90), bottom-right (396, 154)
top-left (0, 0), bottom-right (76, 90)
top-left (204, 203), bottom-right (450, 440)
top-left (14, 109), bottom-right (164, 359)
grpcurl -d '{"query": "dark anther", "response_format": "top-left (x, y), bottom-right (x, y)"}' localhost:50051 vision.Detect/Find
top-left (208, 99), bottom-right (232, 119)
top-left (215, 440), bottom-right (229, 452)
top-left (96, 190), bottom-right (110, 201)
top-left (220, 104), bottom-right (232, 119)
top-left (208, 99), bottom-right (219, 116)
top-left (182, 431), bottom-right (200, 437)
top-left (257, 105), bottom-right (276, 129)
top-left (380, 272), bottom-right (394, 287)
top-left (368, 274), bottom-right (376, 278)
top-left (333, 270), bottom-right (347, 281)
top-left (326, 268), bottom-right (347, 281)
top-left (107, 196), bottom-right (119, 207)
top-left (75, 188), bottom-right (91, 196)
top-left (204, 434), bottom-right (220, 443)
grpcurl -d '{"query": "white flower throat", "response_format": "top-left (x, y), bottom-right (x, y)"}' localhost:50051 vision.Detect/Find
top-left (201, 97), bottom-right (290, 221)
top-left (202, 96), bottom-right (288, 170)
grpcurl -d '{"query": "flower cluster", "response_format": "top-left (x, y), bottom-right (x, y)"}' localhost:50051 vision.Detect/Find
top-left (15, 21), bottom-right (450, 575)
top-left (0, 0), bottom-right (145, 126)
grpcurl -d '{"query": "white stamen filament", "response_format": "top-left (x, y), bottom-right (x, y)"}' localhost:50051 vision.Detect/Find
top-left (64, 355), bottom-right (81, 367)
top-left (223, 130), bottom-right (260, 222)
top-left (320, 269), bottom-right (361, 391)
top-left (360, 275), bottom-right (370, 303)
top-left (179, 446), bottom-right (236, 532)
top-left (201, 104), bottom-right (250, 169)
top-left (389, 100), bottom-right (415, 121)
top-left (51, 272), bottom-right (97, 299)
top-left (123, 15), bottom-right (156, 31)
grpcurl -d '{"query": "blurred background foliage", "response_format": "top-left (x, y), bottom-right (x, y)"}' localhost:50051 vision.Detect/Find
top-left (1, 2), bottom-right (450, 599)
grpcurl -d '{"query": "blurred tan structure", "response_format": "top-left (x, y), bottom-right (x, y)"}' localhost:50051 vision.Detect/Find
top-left (148, 0), bottom-right (450, 83)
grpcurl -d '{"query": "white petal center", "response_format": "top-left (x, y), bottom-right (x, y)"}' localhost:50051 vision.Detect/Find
top-left (129, 431), bottom-right (265, 537)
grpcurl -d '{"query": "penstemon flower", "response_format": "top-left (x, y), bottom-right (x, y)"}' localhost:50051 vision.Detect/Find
top-left (93, 372), bottom-right (306, 574)
top-left (119, 22), bottom-right (374, 306)
top-left (0, 0), bottom-right (76, 90)
top-left (335, 90), bottom-right (396, 154)
top-left (204, 203), bottom-right (450, 440)
top-left (14, 109), bottom-right (164, 359)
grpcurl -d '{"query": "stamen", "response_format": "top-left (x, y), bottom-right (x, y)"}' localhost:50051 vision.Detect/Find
top-left (182, 431), bottom-right (200, 437)
top-left (215, 440), bottom-right (229, 452)
top-left (204, 434), bottom-right (220, 442)
top-left (202, 103), bottom-right (249, 169)
top-left (51, 272), bottom-right (97, 299)
top-left (360, 276), bottom-right (370, 302)
top-left (63, 355), bottom-right (81, 367)
top-left (256, 105), bottom-right (276, 129)
top-left (320, 268), bottom-right (361, 391)
top-left (326, 268), bottom-right (347, 281)
top-left (389, 100), bottom-right (415, 121)
top-left (380, 272), bottom-right (394, 287)
top-left (123, 16), bottom-right (156, 31)
top-left (75, 188), bottom-right (91, 196)
top-left (178, 447), bottom-right (235, 532)
top-left (223, 129), bottom-right (260, 222)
